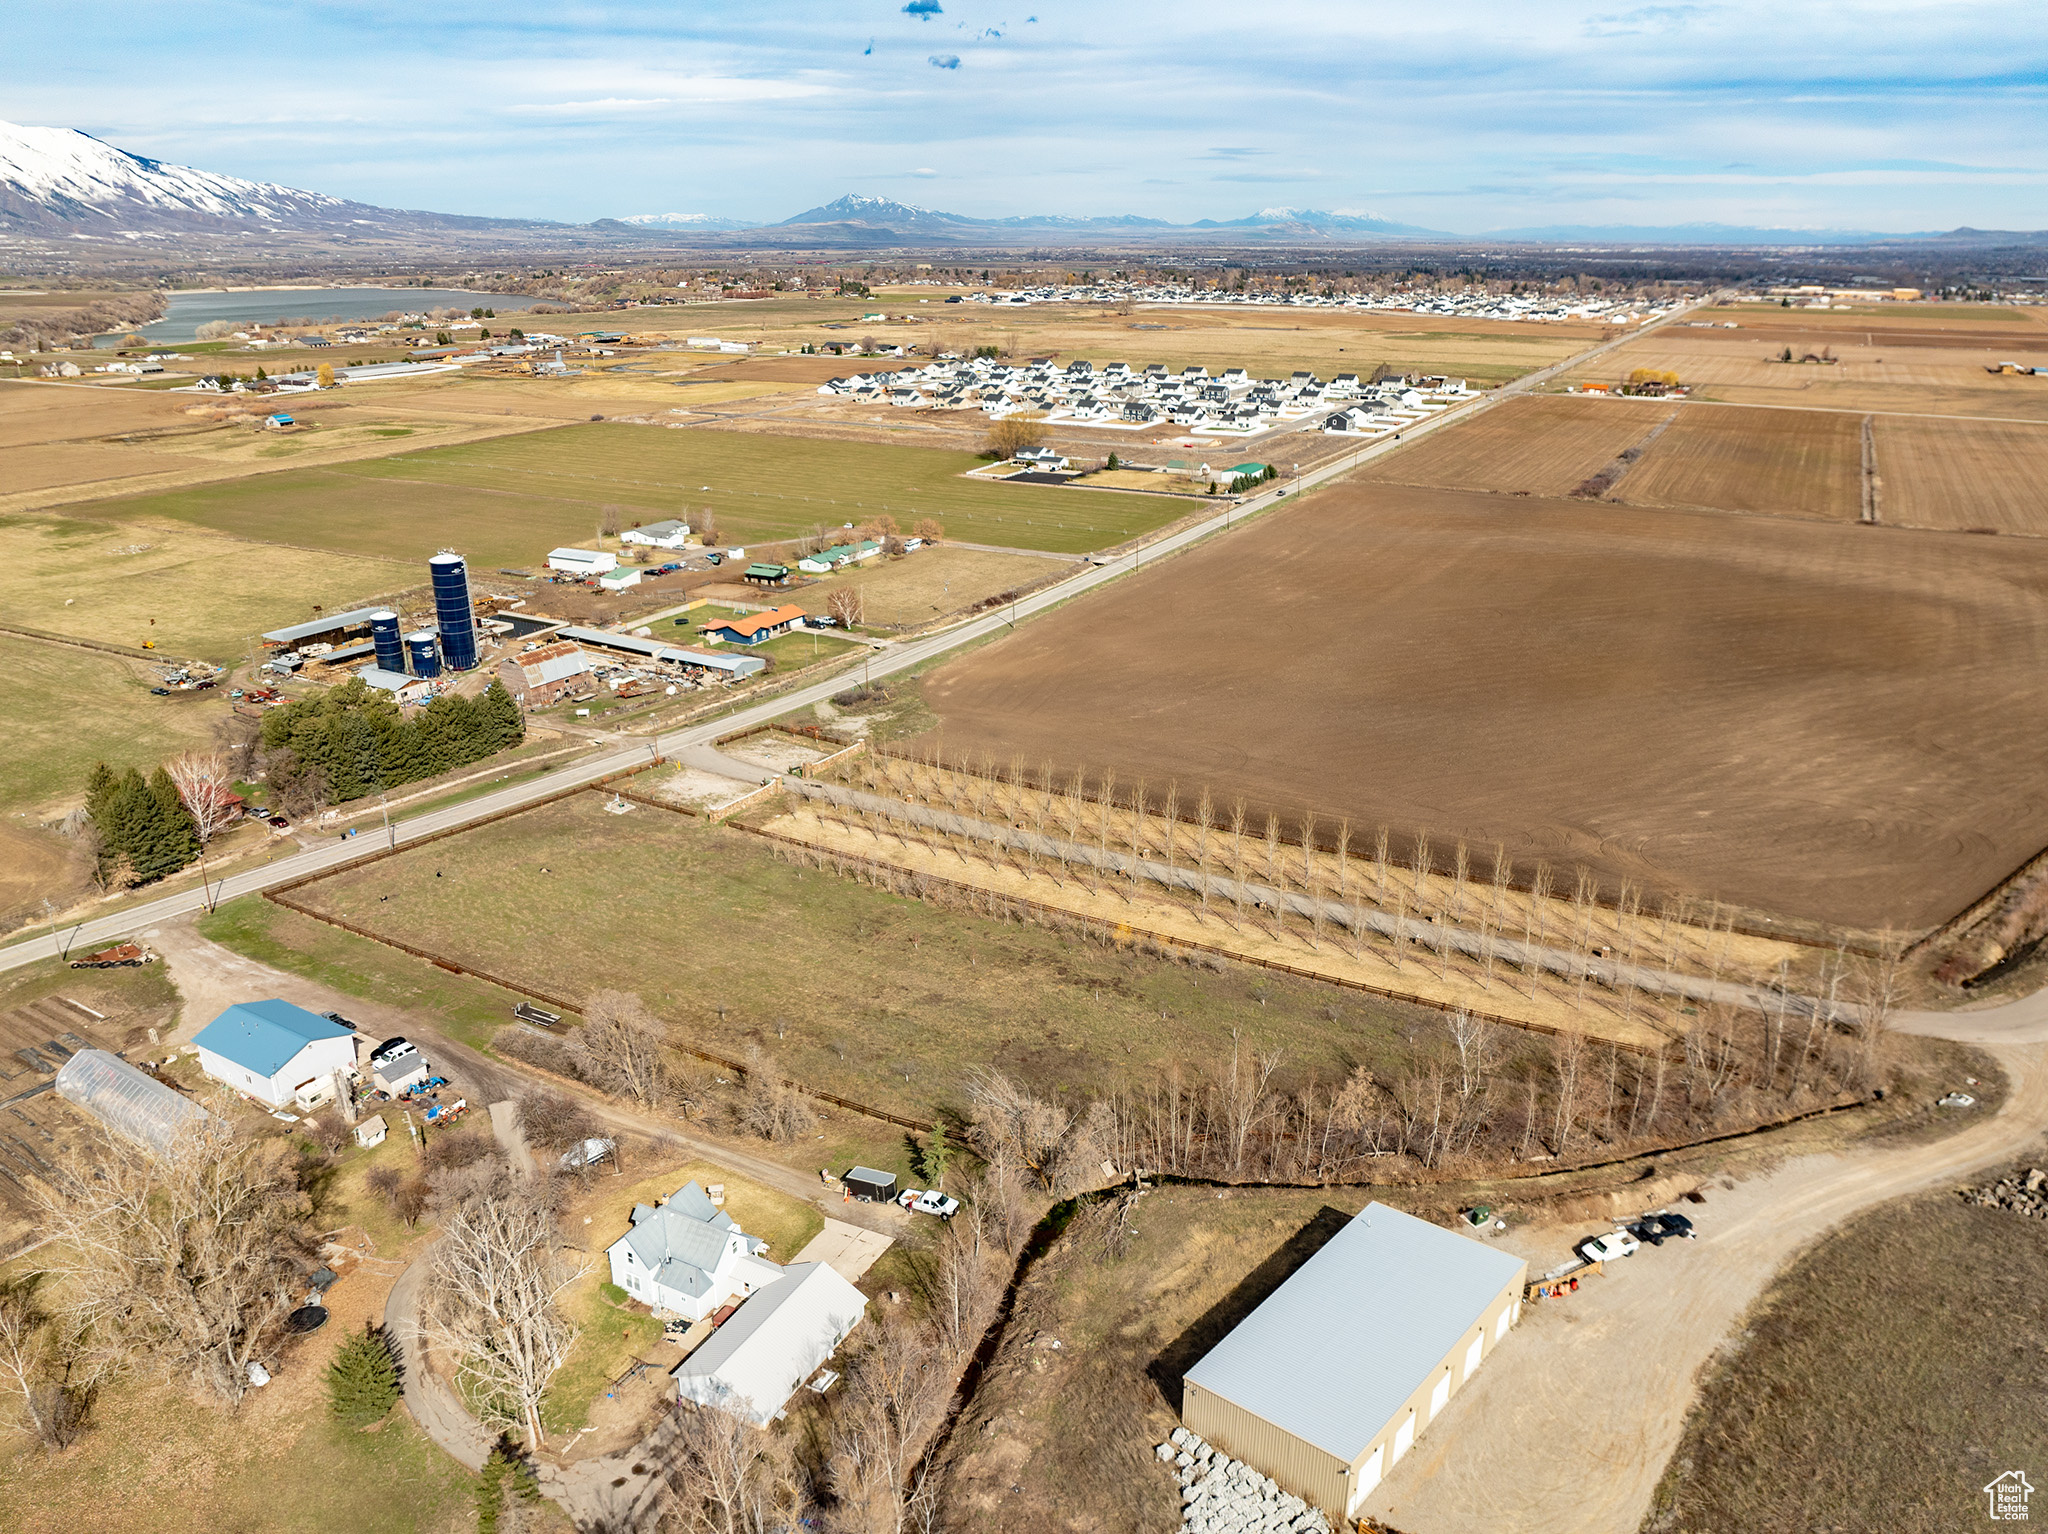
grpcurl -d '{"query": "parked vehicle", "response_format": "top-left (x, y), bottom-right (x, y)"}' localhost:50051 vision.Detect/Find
top-left (559, 1136), bottom-right (617, 1169)
top-left (268, 816), bottom-right (290, 829)
top-left (70, 942), bottom-right (155, 969)
top-left (321, 1010), bottom-right (356, 1029)
top-left (1626, 1212), bottom-right (1696, 1246)
top-left (368, 1036), bottom-right (413, 1067)
top-left (705, 552), bottom-right (724, 565)
top-left (149, 686), bottom-right (171, 696)
top-left (1578, 1230), bottom-right (1640, 1263)
top-left (896, 1188), bottom-right (960, 1219)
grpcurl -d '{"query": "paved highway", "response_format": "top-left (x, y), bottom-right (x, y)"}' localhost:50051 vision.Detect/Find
top-left (0, 297), bottom-right (1708, 976)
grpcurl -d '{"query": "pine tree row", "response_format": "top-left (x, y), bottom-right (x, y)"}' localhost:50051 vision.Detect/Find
top-left (84, 763), bottom-right (198, 889)
top-left (259, 676), bottom-right (524, 809)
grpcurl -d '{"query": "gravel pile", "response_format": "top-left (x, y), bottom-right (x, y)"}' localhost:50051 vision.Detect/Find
top-left (1156, 1427), bottom-right (1334, 1534)
top-left (1962, 1166), bottom-right (2048, 1219)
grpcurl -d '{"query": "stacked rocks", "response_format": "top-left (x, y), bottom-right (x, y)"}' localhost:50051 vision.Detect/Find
top-left (1156, 1427), bottom-right (1333, 1534)
top-left (1962, 1167), bottom-right (2048, 1218)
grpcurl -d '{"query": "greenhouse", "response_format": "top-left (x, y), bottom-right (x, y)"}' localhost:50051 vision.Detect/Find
top-left (54, 1049), bottom-right (210, 1154)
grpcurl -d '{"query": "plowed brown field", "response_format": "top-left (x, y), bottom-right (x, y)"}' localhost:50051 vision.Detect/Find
top-left (1615, 404), bottom-right (1861, 519)
top-left (1873, 414), bottom-right (2048, 534)
top-left (1366, 394), bottom-right (1676, 497)
top-left (919, 482), bottom-right (2048, 931)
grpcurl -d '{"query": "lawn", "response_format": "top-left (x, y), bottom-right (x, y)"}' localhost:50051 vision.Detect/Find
top-left (0, 512), bottom-right (413, 661)
top-left (279, 792), bottom-right (1444, 1120)
top-left (76, 421), bottom-right (1185, 562)
top-left (196, 894), bottom-right (570, 1053)
top-left (803, 546), bottom-right (1069, 629)
top-left (0, 634), bottom-right (227, 815)
top-left (1645, 1181), bottom-right (2048, 1534)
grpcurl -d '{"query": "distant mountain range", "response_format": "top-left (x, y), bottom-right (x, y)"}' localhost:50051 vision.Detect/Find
top-left (4, 121), bottom-right (2042, 253)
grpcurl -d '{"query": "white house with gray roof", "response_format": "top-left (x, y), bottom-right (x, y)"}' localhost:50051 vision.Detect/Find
top-left (607, 1181), bottom-right (785, 1321)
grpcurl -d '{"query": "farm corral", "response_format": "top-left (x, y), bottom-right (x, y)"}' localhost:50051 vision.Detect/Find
top-left (1606, 403), bottom-right (1863, 520)
top-left (917, 481), bottom-right (2048, 933)
top-left (1871, 414), bottom-right (2048, 535)
top-left (1366, 394), bottom-right (1678, 497)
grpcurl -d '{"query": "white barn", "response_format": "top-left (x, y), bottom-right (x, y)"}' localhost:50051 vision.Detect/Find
top-left (672, 1262), bottom-right (868, 1425)
top-left (548, 547), bottom-right (618, 575)
top-left (191, 999), bottom-right (358, 1110)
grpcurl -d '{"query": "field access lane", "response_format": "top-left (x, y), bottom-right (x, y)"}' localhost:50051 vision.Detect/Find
top-left (0, 295), bottom-right (1711, 979)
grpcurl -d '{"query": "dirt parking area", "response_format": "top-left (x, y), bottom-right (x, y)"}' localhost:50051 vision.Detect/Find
top-left (920, 481), bottom-right (2048, 932)
top-left (721, 731), bottom-right (831, 774)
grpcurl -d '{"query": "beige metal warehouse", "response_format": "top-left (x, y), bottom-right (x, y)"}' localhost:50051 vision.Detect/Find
top-left (1182, 1202), bottom-right (1528, 1522)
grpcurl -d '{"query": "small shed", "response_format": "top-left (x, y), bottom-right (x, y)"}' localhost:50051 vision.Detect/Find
top-left (354, 1114), bottom-right (388, 1149)
top-left (54, 1049), bottom-right (210, 1154)
top-left (598, 566), bottom-right (642, 592)
top-left (842, 1166), bottom-right (896, 1203)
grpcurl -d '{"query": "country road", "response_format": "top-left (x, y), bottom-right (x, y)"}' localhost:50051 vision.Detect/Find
top-left (0, 292), bottom-right (1709, 981)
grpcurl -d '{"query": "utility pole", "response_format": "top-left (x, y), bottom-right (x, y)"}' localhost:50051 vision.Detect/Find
top-left (380, 790), bottom-right (394, 849)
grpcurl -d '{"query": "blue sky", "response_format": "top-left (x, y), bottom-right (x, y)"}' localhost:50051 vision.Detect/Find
top-left (11, 1), bottom-right (2047, 231)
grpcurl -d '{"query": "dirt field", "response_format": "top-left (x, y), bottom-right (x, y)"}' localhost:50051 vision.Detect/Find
top-left (918, 481), bottom-right (2048, 932)
top-left (807, 545), bottom-right (1071, 628)
top-left (1873, 413), bottom-right (2048, 534)
top-left (281, 792), bottom-right (1445, 1118)
top-left (1612, 402), bottom-right (1863, 520)
top-left (75, 421), bottom-right (1179, 562)
top-left (1561, 302), bottom-right (2048, 420)
top-left (1643, 1179), bottom-right (2048, 1534)
top-left (1367, 394), bottom-right (1677, 497)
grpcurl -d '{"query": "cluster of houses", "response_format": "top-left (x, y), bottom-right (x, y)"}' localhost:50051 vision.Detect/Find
top-left (949, 280), bottom-right (1682, 325)
top-left (821, 357), bottom-right (1469, 437)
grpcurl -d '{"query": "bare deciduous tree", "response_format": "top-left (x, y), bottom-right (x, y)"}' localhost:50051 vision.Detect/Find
top-left (663, 1387), bottom-right (800, 1534)
top-left (740, 1046), bottom-right (818, 1142)
top-left (578, 989), bottom-right (669, 1106)
top-left (28, 1116), bottom-right (310, 1408)
top-left (516, 1089), bottom-right (599, 1154)
top-left (0, 1277), bottom-right (101, 1449)
top-left (424, 1189), bottom-right (580, 1447)
top-left (827, 586), bottom-right (868, 628)
top-left (826, 1319), bottom-right (953, 1534)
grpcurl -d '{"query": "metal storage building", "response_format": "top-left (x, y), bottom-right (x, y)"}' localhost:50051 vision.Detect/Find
top-left (55, 1049), bottom-right (210, 1154)
top-left (1182, 1202), bottom-right (1526, 1523)
top-left (262, 607), bottom-right (388, 646)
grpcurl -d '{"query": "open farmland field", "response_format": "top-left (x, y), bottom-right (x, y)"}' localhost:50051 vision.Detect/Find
top-left (0, 635), bottom-right (229, 815)
top-left (285, 792), bottom-right (1444, 1118)
top-left (0, 513), bottom-right (411, 658)
top-left (1560, 303), bottom-right (2048, 419)
top-left (1645, 1182), bottom-right (2048, 1534)
top-left (1872, 414), bottom-right (2048, 534)
top-left (76, 421), bottom-right (1180, 560)
top-left (1366, 394), bottom-right (1677, 496)
top-left (808, 545), bottom-right (1073, 628)
top-left (1612, 403), bottom-right (1862, 520)
top-left (918, 481), bottom-right (2048, 932)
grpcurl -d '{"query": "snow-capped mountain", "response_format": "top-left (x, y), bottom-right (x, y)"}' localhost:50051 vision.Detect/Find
top-left (612, 211), bottom-right (762, 232)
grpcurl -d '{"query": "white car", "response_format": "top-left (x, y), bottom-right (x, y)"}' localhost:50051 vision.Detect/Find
top-left (1578, 1230), bottom-right (1640, 1264)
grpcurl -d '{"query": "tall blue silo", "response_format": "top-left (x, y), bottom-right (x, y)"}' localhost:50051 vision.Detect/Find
top-left (405, 631), bottom-right (441, 677)
top-left (369, 610), bottom-right (405, 673)
top-left (429, 553), bottom-right (478, 670)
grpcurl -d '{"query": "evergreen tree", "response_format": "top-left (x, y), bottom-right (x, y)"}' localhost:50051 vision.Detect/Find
top-left (139, 767), bottom-right (198, 882)
top-left (326, 1325), bottom-right (400, 1426)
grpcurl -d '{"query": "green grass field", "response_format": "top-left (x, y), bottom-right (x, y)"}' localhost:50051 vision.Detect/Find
top-left (74, 423), bottom-right (1185, 562)
top-left (278, 792), bottom-right (1438, 1119)
top-left (0, 635), bottom-right (228, 814)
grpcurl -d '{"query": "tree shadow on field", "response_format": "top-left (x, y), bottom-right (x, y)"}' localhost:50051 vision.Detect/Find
top-left (1148, 1203), bottom-right (1354, 1413)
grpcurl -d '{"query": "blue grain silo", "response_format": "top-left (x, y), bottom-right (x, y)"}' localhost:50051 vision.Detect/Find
top-left (369, 610), bottom-right (405, 673)
top-left (428, 553), bottom-right (478, 670)
top-left (405, 631), bottom-right (441, 677)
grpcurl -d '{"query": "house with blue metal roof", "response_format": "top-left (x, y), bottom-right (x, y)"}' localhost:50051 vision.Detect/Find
top-left (607, 1181), bottom-right (784, 1321)
top-left (192, 999), bottom-right (359, 1110)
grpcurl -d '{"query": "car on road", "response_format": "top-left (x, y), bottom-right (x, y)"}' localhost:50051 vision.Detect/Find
top-left (1626, 1212), bottom-right (1695, 1246)
top-left (1578, 1230), bottom-right (1640, 1264)
top-left (896, 1188), bottom-right (960, 1219)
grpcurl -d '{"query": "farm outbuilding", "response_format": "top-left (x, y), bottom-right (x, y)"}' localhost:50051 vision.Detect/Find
top-left (671, 1261), bottom-right (867, 1425)
top-left (192, 999), bottom-right (359, 1110)
top-left (498, 641), bottom-right (592, 706)
top-left (54, 1049), bottom-right (210, 1154)
top-left (842, 1166), bottom-right (896, 1203)
top-left (1182, 1203), bottom-right (1526, 1523)
top-left (548, 547), bottom-right (619, 576)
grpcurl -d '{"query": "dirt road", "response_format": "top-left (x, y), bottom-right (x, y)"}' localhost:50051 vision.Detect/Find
top-left (1362, 1037), bottom-right (2048, 1534)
